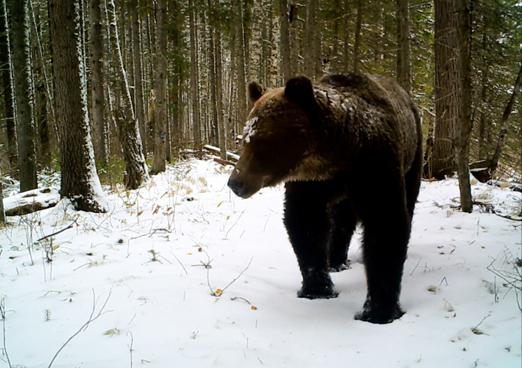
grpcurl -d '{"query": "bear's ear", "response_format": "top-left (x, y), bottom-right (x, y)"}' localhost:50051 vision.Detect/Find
top-left (284, 76), bottom-right (315, 106)
top-left (248, 81), bottom-right (265, 103)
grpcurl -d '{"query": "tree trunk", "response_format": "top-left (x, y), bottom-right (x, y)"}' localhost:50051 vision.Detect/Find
top-left (7, 0), bottom-right (37, 192)
top-left (477, 60), bottom-right (489, 160)
top-left (0, 173), bottom-right (4, 224)
top-left (152, 0), bottom-right (167, 173)
top-left (343, 0), bottom-right (351, 72)
top-left (107, 0), bottom-right (149, 189)
top-left (279, 0), bottom-right (291, 82)
top-left (0, 0), bottom-right (17, 178)
top-left (234, 0), bottom-right (247, 125)
top-left (30, 3), bottom-right (51, 169)
top-left (215, 8), bottom-right (226, 160)
top-left (353, 0), bottom-right (362, 73)
top-left (432, 0), bottom-right (455, 179)
top-left (304, 0), bottom-right (316, 78)
top-left (488, 61), bottom-right (522, 174)
top-left (433, 0), bottom-right (472, 212)
top-left (131, 0), bottom-right (146, 156)
top-left (188, 0), bottom-right (201, 149)
top-left (89, 0), bottom-right (109, 168)
top-left (49, 0), bottom-right (106, 212)
top-left (454, 0), bottom-right (473, 212)
top-left (396, 0), bottom-right (411, 93)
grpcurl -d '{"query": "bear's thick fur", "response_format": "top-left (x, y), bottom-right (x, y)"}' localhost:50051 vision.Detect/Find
top-left (228, 73), bottom-right (422, 324)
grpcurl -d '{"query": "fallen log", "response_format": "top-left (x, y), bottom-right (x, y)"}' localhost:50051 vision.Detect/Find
top-left (203, 145), bottom-right (239, 162)
top-left (4, 188), bottom-right (60, 216)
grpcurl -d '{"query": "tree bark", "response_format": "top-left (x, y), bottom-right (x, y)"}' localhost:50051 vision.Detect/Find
top-left (7, 0), bottom-right (37, 192)
top-left (107, 0), bottom-right (149, 189)
top-left (279, 0), bottom-right (291, 82)
top-left (396, 0), bottom-right (411, 93)
top-left (454, 0), bottom-right (473, 213)
top-left (304, 0), bottom-right (317, 78)
top-left (432, 0), bottom-right (455, 179)
top-left (353, 0), bottom-right (362, 73)
top-left (0, 174), bottom-right (4, 224)
top-left (49, 0), bottom-right (106, 212)
top-left (489, 61), bottom-right (522, 173)
top-left (188, 0), bottom-right (201, 149)
top-left (131, 0), bottom-right (146, 156)
top-left (89, 0), bottom-right (109, 168)
top-left (152, 0), bottom-right (167, 173)
top-left (0, 0), bottom-right (17, 178)
top-left (234, 0), bottom-right (247, 125)
top-left (433, 0), bottom-right (472, 212)
top-left (30, 3), bottom-right (51, 169)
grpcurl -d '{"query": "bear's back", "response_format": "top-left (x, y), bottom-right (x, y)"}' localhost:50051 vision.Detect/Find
top-left (316, 73), bottom-right (420, 172)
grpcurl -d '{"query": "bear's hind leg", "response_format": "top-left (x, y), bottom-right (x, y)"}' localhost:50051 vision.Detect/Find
top-left (284, 182), bottom-right (338, 299)
top-left (328, 200), bottom-right (357, 272)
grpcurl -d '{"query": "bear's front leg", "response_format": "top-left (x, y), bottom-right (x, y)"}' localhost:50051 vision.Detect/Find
top-left (353, 175), bottom-right (410, 324)
top-left (284, 182), bottom-right (338, 299)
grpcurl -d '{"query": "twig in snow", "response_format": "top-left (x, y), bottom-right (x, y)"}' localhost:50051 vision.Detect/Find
top-left (0, 298), bottom-right (13, 368)
top-left (225, 209), bottom-right (246, 238)
top-left (170, 251), bottom-right (188, 275)
top-left (128, 332), bottom-right (134, 368)
top-left (47, 289), bottom-right (112, 368)
top-left (220, 258), bottom-right (253, 295)
top-left (210, 258), bottom-right (254, 297)
top-left (37, 217), bottom-right (78, 242)
top-left (471, 312), bottom-right (492, 335)
top-left (487, 257), bottom-right (522, 311)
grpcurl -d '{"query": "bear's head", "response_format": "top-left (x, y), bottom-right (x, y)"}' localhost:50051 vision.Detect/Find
top-left (228, 76), bottom-right (321, 198)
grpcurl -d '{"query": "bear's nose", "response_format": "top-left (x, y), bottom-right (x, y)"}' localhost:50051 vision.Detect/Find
top-left (227, 176), bottom-right (246, 197)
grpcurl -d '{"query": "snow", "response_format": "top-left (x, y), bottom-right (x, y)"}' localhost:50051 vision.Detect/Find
top-left (243, 117), bottom-right (259, 143)
top-left (0, 159), bottom-right (520, 368)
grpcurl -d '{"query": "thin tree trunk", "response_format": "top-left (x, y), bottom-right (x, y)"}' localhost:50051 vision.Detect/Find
top-left (89, 0), bottom-right (109, 168)
top-left (396, 0), bottom-right (411, 93)
top-left (489, 61), bottom-right (522, 173)
top-left (49, 0), bottom-right (106, 212)
top-left (353, 0), bottom-right (362, 73)
top-left (215, 7), bottom-right (226, 160)
top-left (188, 0), bottom-right (201, 149)
top-left (152, 0), bottom-right (167, 173)
top-left (454, 0), bottom-right (472, 213)
top-left (30, 3), bottom-right (50, 168)
top-left (432, 0), bottom-right (455, 179)
top-left (131, 0), bottom-right (146, 156)
top-left (343, 0), bottom-right (351, 72)
top-left (107, 0), bottom-right (149, 189)
top-left (234, 0), bottom-right (247, 125)
top-left (0, 0), bottom-right (17, 178)
top-left (0, 173), bottom-right (4, 224)
top-left (477, 61), bottom-right (489, 159)
top-left (7, 0), bottom-right (37, 192)
top-left (279, 0), bottom-right (291, 82)
top-left (304, 0), bottom-right (316, 78)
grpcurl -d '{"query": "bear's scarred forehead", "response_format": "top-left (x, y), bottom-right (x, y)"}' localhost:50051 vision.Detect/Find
top-left (242, 87), bottom-right (287, 143)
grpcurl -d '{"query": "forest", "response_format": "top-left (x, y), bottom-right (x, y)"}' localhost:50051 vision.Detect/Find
top-left (0, 0), bottom-right (520, 217)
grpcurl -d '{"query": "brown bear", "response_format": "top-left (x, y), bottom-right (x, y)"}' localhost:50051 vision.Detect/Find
top-left (228, 73), bottom-right (422, 324)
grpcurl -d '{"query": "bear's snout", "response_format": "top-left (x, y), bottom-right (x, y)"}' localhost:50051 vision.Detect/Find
top-left (227, 176), bottom-right (247, 198)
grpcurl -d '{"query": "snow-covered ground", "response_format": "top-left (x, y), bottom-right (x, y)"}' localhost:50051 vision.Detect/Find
top-left (0, 159), bottom-right (521, 368)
